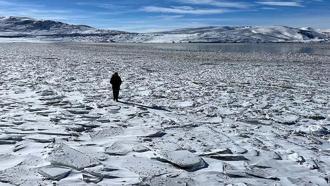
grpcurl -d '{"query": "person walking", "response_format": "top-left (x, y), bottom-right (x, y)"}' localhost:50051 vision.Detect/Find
top-left (110, 72), bottom-right (122, 102)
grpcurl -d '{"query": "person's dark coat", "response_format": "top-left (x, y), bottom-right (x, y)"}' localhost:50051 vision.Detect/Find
top-left (110, 72), bottom-right (122, 101)
top-left (110, 73), bottom-right (122, 90)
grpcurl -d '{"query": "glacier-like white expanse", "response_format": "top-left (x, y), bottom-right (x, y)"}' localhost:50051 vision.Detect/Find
top-left (0, 43), bottom-right (329, 185)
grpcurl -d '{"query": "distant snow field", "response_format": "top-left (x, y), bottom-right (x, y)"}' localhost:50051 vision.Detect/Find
top-left (0, 43), bottom-right (329, 185)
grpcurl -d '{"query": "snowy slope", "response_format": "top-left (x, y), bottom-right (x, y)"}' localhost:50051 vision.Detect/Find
top-left (72, 26), bottom-right (330, 43)
top-left (0, 16), bottom-right (125, 37)
top-left (132, 26), bottom-right (328, 43)
top-left (0, 16), bottom-right (329, 43)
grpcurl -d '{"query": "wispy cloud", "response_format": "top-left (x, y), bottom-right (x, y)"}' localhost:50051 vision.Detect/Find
top-left (142, 6), bottom-right (227, 14)
top-left (256, 1), bottom-right (303, 7)
top-left (0, 0), bottom-right (329, 32)
top-left (176, 0), bottom-right (251, 9)
top-left (110, 19), bottom-right (211, 33)
top-left (76, 2), bottom-right (127, 10)
top-left (0, 0), bottom-right (94, 23)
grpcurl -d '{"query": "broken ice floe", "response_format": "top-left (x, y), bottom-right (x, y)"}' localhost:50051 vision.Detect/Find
top-left (0, 43), bottom-right (329, 185)
top-left (47, 143), bottom-right (100, 170)
top-left (38, 166), bottom-right (72, 181)
top-left (105, 141), bottom-right (149, 155)
top-left (156, 150), bottom-right (208, 171)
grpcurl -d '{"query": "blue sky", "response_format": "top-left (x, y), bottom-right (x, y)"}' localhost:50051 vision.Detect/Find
top-left (0, 0), bottom-right (329, 32)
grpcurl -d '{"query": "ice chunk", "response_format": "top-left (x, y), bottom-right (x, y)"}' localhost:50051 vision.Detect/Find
top-left (38, 166), bottom-right (71, 181)
top-left (81, 114), bottom-right (101, 120)
top-left (176, 101), bottom-right (194, 108)
top-left (272, 151), bottom-right (282, 160)
top-left (144, 130), bottom-right (166, 138)
top-left (66, 109), bottom-right (90, 114)
top-left (125, 127), bottom-right (166, 138)
top-left (82, 173), bottom-right (103, 183)
top-left (159, 150), bottom-right (208, 171)
top-left (295, 124), bottom-right (329, 136)
top-left (48, 143), bottom-right (100, 170)
top-left (105, 141), bottom-right (149, 155)
top-left (288, 153), bottom-right (305, 164)
top-left (230, 146), bottom-right (248, 154)
top-left (273, 114), bottom-right (299, 124)
top-left (142, 176), bottom-right (195, 186)
top-left (105, 141), bottom-right (133, 156)
top-left (120, 156), bottom-right (180, 177)
top-left (90, 127), bottom-right (124, 139)
top-left (84, 165), bottom-right (120, 179)
top-left (0, 154), bottom-right (24, 171)
top-left (208, 154), bottom-right (249, 161)
top-left (308, 125), bottom-right (329, 136)
top-left (246, 168), bottom-right (279, 180)
top-left (27, 134), bottom-right (55, 143)
top-left (280, 176), bottom-right (328, 185)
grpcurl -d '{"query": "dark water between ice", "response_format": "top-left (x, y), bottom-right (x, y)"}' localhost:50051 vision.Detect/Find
top-left (142, 43), bottom-right (330, 56)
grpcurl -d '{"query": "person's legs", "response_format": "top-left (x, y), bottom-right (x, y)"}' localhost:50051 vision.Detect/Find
top-left (112, 89), bottom-right (116, 101)
top-left (113, 89), bottom-right (119, 101)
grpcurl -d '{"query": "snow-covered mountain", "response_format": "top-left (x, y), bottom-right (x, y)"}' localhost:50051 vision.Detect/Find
top-left (0, 16), bottom-right (328, 43)
top-left (0, 16), bottom-right (125, 37)
top-left (134, 26), bottom-right (328, 43)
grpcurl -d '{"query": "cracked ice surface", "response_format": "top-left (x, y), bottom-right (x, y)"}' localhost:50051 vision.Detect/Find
top-left (0, 43), bottom-right (329, 185)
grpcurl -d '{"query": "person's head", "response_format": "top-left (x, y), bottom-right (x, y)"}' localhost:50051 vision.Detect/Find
top-left (114, 72), bottom-right (118, 76)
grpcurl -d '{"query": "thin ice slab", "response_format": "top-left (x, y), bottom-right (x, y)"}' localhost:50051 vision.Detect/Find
top-left (48, 143), bottom-right (100, 170)
top-left (38, 166), bottom-right (71, 181)
top-left (158, 150), bottom-right (208, 171)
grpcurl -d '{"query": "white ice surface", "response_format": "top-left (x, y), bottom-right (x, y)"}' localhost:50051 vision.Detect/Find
top-left (0, 43), bottom-right (329, 185)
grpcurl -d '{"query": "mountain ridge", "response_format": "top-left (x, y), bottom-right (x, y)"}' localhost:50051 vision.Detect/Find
top-left (0, 16), bottom-right (328, 43)
top-left (0, 16), bottom-right (126, 37)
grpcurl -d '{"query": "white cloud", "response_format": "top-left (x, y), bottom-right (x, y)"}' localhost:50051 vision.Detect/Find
top-left (177, 0), bottom-right (251, 9)
top-left (76, 2), bottom-right (127, 10)
top-left (142, 6), bottom-right (227, 14)
top-left (0, 0), bottom-right (92, 23)
top-left (256, 1), bottom-right (303, 7)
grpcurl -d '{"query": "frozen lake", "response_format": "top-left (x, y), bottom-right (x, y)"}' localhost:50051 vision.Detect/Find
top-left (110, 42), bottom-right (330, 55)
top-left (0, 43), bottom-right (329, 185)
